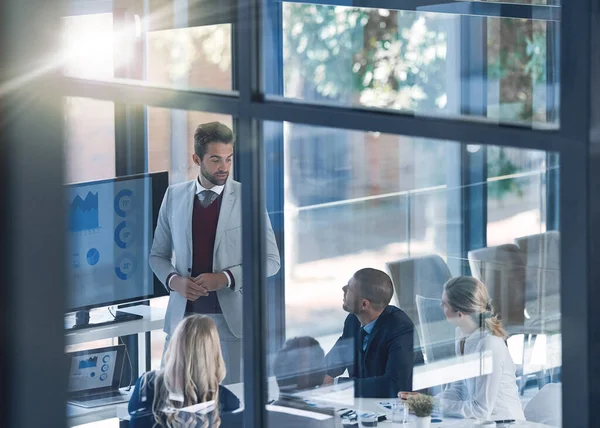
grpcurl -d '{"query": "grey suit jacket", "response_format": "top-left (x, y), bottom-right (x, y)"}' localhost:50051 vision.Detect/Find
top-left (149, 178), bottom-right (280, 338)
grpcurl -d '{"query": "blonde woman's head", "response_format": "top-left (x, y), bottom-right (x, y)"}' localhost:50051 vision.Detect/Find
top-left (441, 276), bottom-right (507, 339)
top-left (154, 315), bottom-right (225, 427)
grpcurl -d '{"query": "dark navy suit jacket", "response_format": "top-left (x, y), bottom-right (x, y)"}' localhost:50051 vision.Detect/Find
top-left (325, 305), bottom-right (420, 398)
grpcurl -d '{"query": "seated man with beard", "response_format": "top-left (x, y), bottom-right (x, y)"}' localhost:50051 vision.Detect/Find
top-left (324, 268), bottom-right (420, 398)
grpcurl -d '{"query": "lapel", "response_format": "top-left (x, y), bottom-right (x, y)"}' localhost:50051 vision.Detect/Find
top-left (185, 180), bottom-right (196, 257)
top-left (214, 179), bottom-right (235, 252)
top-left (363, 306), bottom-right (391, 358)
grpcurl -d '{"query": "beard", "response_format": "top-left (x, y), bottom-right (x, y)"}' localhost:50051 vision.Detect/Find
top-left (201, 166), bottom-right (229, 186)
top-left (342, 297), bottom-right (360, 314)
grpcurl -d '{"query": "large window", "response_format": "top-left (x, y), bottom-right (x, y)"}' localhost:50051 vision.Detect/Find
top-left (276, 122), bottom-right (561, 420)
top-left (280, 4), bottom-right (559, 127)
top-left (15, 0), bottom-right (600, 427)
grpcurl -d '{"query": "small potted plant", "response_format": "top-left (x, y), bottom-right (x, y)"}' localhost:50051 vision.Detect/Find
top-left (407, 394), bottom-right (435, 428)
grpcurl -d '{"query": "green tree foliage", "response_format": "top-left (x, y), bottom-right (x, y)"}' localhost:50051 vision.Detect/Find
top-left (488, 147), bottom-right (524, 200)
top-left (283, 4), bottom-right (447, 110)
top-left (283, 4), bottom-right (548, 199)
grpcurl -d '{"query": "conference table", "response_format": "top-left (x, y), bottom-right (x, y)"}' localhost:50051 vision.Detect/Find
top-left (99, 352), bottom-right (560, 428)
top-left (226, 379), bottom-right (556, 428)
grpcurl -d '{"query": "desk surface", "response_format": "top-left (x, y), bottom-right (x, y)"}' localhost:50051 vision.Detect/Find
top-left (65, 305), bottom-right (166, 346)
top-left (226, 382), bottom-right (556, 428)
top-left (70, 387), bottom-right (556, 428)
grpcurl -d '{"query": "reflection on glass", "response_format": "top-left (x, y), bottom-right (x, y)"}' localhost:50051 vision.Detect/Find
top-left (270, 337), bottom-right (339, 425)
top-left (147, 24), bottom-right (232, 89)
top-left (61, 14), bottom-right (114, 80)
top-left (61, 10), bottom-right (232, 91)
top-left (270, 122), bottom-right (562, 427)
top-left (282, 4), bottom-right (559, 127)
top-left (487, 146), bottom-right (548, 246)
top-left (64, 97), bottom-right (115, 183)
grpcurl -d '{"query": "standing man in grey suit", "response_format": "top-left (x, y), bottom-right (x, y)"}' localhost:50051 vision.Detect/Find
top-left (150, 121), bottom-right (281, 384)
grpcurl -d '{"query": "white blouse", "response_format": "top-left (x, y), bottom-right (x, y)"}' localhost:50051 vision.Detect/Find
top-left (436, 328), bottom-right (526, 421)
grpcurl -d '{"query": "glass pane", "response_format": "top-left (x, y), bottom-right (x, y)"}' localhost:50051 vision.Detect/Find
top-left (64, 97), bottom-right (116, 183)
top-left (64, 99), bottom-right (245, 427)
top-left (279, 4), bottom-right (559, 127)
top-left (487, 146), bottom-right (548, 246)
top-left (264, 121), bottom-right (561, 427)
top-left (147, 109), bottom-right (233, 184)
top-left (62, 14), bottom-right (114, 80)
top-left (61, 10), bottom-right (232, 91)
top-left (146, 24), bottom-right (232, 90)
top-left (464, 0), bottom-right (558, 4)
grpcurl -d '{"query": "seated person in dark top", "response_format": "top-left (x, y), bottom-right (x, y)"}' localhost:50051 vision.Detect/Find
top-left (128, 315), bottom-right (240, 428)
top-left (273, 337), bottom-right (328, 407)
top-left (324, 268), bottom-right (421, 398)
top-left (271, 336), bottom-right (341, 427)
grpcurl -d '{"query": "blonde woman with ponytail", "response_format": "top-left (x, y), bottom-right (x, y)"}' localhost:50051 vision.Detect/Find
top-left (437, 276), bottom-right (525, 421)
top-left (128, 315), bottom-right (241, 428)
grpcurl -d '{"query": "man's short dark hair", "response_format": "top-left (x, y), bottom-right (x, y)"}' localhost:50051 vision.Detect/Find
top-left (273, 337), bottom-right (326, 392)
top-left (353, 268), bottom-right (394, 311)
top-left (194, 122), bottom-right (234, 159)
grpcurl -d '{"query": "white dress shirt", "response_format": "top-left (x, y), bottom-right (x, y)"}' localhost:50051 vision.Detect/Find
top-left (195, 178), bottom-right (224, 197)
top-left (436, 328), bottom-right (526, 421)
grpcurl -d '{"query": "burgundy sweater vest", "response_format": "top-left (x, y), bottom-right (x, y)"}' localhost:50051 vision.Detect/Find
top-left (186, 192), bottom-right (223, 314)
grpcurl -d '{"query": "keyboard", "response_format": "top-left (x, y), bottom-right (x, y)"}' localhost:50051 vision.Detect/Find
top-left (69, 390), bottom-right (131, 408)
top-left (79, 391), bottom-right (123, 401)
top-left (67, 312), bottom-right (142, 330)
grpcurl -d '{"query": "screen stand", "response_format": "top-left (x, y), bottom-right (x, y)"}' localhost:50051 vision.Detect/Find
top-left (69, 308), bottom-right (143, 330)
top-left (75, 310), bottom-right (90, 327)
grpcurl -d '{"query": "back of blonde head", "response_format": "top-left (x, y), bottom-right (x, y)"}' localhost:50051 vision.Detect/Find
top-left (443, 276), bottom-right (508, 340)
top-left (153, 315), bottom-right (226, 428)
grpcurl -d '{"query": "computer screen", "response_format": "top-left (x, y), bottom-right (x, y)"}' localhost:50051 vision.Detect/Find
top-left (65, 172), bottom-right (169, 312)
top-left (68, 348), bottom-right (120, 392)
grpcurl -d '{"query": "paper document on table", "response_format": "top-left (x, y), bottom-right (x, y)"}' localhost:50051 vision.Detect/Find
top-left (266, 404), bottom-right (333, 420)
top-left (295, 382), bottom-right (354, 407)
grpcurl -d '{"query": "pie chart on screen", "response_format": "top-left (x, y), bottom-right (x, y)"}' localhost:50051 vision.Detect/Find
top-left (115, 253), bottom-right (137, 280)
top-left (86, 248), bottom-right (100, 266)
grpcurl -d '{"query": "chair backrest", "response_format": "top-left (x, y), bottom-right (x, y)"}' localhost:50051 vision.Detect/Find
top-left (386, 255), bottom-right (452, 326)
top-left (524, 383), bottom-right (561, 426)
top-left (515, 231), bottom-right (561, 322)
top-left (415, 295), bottom-right (457, 363)
top-left (468, 244), bottom-right (526, 328)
